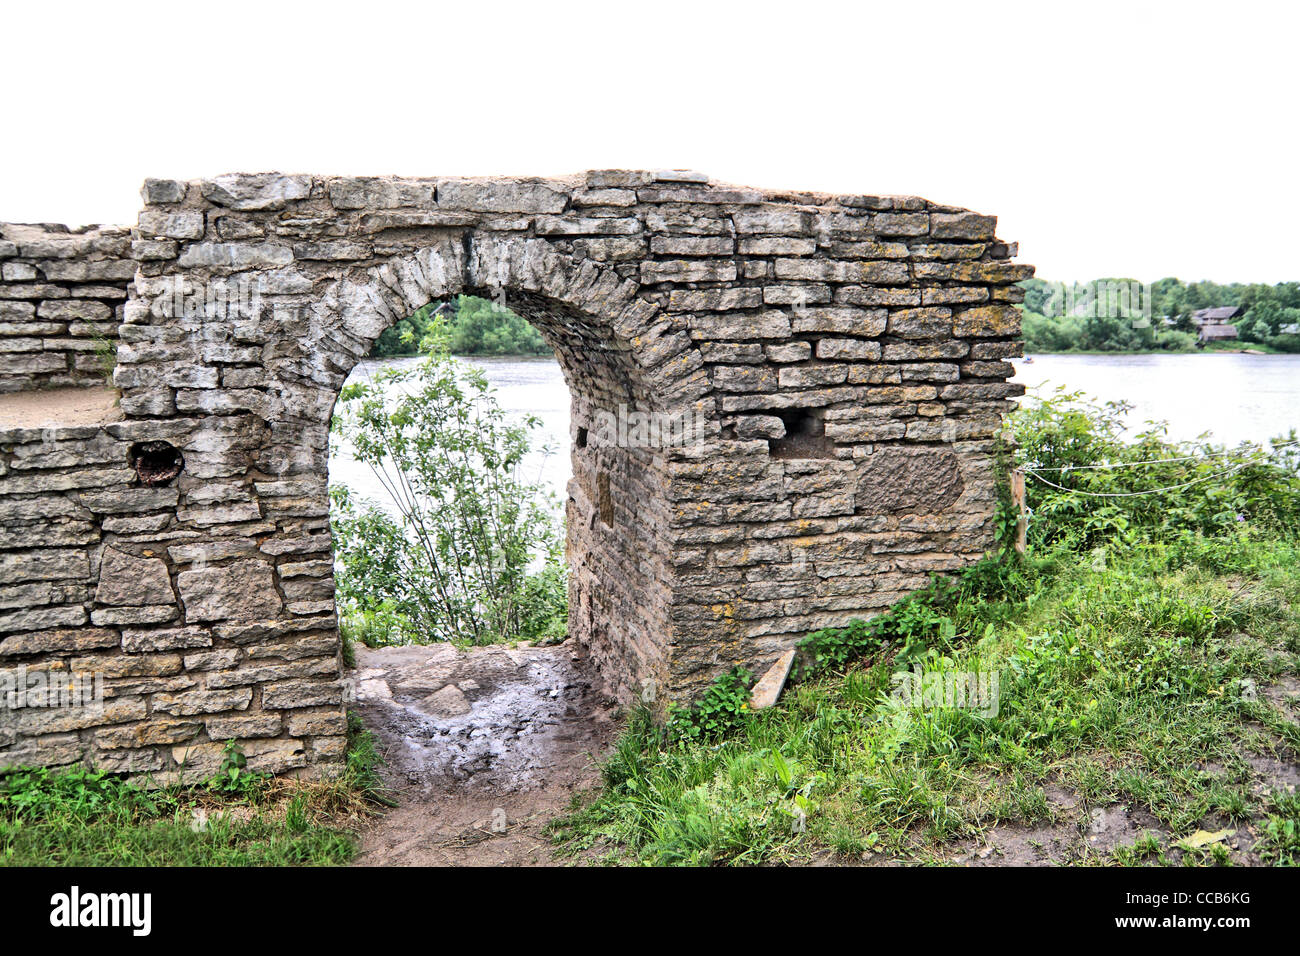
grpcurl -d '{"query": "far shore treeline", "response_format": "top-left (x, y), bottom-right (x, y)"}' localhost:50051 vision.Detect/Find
top-left (368, 282), bottom-right (1300, 359)
top-left (1021, 277), bottom-right (1300, 354)
top-left (369, 295), bottom-right (551, 358)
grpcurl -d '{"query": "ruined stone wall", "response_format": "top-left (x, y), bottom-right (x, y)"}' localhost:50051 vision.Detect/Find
top-left (0, 224), bottom-right (134, 391)
top-left (0, 420), bottom-right (340, 776)
top-left (0, 171), bottom-right (1030, 779)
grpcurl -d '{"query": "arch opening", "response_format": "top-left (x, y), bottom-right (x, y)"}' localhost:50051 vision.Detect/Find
top-left (318, 260), bottom-right (681, 708)
top-left (321, 277), bottom-right (671, 813)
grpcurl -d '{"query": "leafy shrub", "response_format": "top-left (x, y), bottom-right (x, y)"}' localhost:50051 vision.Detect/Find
top-left (1011, 389), bottom-right (1300, 549)
top-left (368, 302), bottom-right (443, 357)
top-left (205, 740), bottom-right (267, 797)
top-left (513, 548), bottom-right (569, 644)
top-left (330, 343), bottom-right (566, 646)
top-left (795, 601), bottom-right (952, 681)
top-left (667, 667), bottom-right (754, 742)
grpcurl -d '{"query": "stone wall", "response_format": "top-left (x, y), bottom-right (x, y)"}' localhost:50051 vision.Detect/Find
top-left (0, 171), bottom-right (1030, 779)
top-left (0, 420), bottom-right (339, 777)
top-left (0, 224), bottom-right (134, 391)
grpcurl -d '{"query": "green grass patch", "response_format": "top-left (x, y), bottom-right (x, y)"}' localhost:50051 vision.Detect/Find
top-left (552, 533), bottom-right (1300, 865)
top-left (0, 712), bottom-right (387, 867)
top-left (551, 393), bottom-right (1300, 866)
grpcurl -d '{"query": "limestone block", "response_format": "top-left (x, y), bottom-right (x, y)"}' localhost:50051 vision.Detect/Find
top-left (177, 560), bottom-right (282, 623)
top-left (436, 179), bottom-right (567, 214)
top-left (201, 173), bottom-right (312, 210)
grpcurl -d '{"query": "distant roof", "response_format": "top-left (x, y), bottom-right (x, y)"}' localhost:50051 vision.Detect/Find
top-left (1192, 306), bottom-right (1244, 322)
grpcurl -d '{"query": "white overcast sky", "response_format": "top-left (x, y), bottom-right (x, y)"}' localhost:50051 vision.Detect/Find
top-left (2, 1), bottom-right (1294, 283)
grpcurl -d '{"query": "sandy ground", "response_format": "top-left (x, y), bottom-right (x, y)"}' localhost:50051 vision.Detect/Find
top-left (347, 639), bottom-right (618, 866)
top-left (0, 386), bottom-right (122, 428)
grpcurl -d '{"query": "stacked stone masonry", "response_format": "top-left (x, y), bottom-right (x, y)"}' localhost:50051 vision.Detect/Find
top-left (0, 224), bottom-right (133, 391)
top-left (0, 171), bottom-right (1031, 779)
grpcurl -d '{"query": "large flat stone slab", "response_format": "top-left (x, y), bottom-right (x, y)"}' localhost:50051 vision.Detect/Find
top-left (0, 386), bottom-right (122, 429)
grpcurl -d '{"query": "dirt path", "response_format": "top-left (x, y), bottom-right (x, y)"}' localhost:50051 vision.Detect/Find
top-left (346, 644), bottom-right (1298, 867)
top-left (347, 639), bottom-right (618, 866)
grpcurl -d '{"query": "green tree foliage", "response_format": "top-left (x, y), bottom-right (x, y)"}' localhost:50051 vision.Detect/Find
top-left (367, 302), bottom-right (444, 358)
top-left (330, 331), bottom-right (567, 646)
top-left (446, 295), bottom-right (551, 356)
top-left (1020, 277), bottom-right (1300, 353)
top-left (367, 296), bottom-right (552, 358)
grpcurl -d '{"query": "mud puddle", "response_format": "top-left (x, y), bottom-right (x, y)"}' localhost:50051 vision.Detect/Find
top-left (347, 639), bottom-right (618, 866)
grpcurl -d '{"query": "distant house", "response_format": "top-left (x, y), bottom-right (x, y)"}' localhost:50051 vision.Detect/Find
top-left (1198, 323), bottom-right (1239, 343)
top-left (1190, 306), bottom-right (1243, 326)
top-left (1190, 306), bottom-right (1242, 343)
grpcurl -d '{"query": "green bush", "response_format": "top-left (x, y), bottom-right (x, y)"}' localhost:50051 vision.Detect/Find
top-left (1011, 390), bottom-right (1300, 549)
top-left (368, 302), bottom-right (443, 357)
top-left (330, 340), bottom-right (566, 646)
top-left (667, 667), bottom-right (754, 743)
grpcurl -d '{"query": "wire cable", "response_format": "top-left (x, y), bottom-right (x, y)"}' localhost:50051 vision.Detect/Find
top-left (1024, 437), bottom-right (1299, 474)
top-left (1021, 443), bottom-right (1292, 498)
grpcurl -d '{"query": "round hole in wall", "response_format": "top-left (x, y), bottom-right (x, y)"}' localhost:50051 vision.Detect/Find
top-left (129, 441), bottom-right (185, 487)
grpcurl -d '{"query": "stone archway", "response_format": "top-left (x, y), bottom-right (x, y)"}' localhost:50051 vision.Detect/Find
top-left (0, 171), bottom-right (1031, 778)
top-left (310, 234), bottom-right (701, 707)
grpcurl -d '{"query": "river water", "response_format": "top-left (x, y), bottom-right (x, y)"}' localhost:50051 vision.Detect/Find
top-left (1013, 353), bottom-right (1299, 446)
top-left (329, 355), bottom-right (570, 515)
top-left (330, 353), bottom-right (1300, 511)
